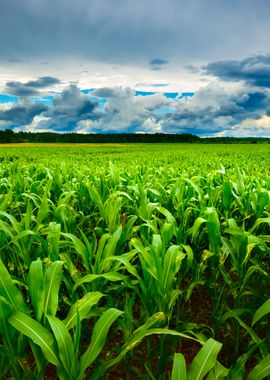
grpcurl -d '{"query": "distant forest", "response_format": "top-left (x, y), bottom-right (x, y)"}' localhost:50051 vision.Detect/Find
top-left (0, 129), bottom-right (269, 144)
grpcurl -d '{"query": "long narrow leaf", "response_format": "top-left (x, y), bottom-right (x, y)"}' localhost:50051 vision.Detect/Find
top-left (247, 355), bottom-right (270, 380)
top-left (252, 299), bottom-right (270, 326)
top-left (63, 292), bottom-right (104, 330)
top-left (187, 338), bottom-right (222, 380)
top-left (8, 311), bottom-right (59, 366)
top-left (43, 261), bottom-right (63, 317)
top-left (0, 259), bottom-right (28, 313)
top-left (28, 260), bottom-right (44, 322)
top-left (47, 315), bottom-right (74, 373)
top-left (171, 353), bottom-right (187, 380)
top-left (80, 308), bottom-right (123, 374)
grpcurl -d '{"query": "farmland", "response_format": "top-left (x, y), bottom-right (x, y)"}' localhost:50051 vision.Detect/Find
top-left (0, 143), bottom-right (270, 379)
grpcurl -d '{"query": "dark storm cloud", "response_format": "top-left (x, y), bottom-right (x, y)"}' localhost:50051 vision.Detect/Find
top-left (5, 83), bottom-right (39, 97)
top-left (5, 77), bottom-right (61, 97)
top-left (41, 84), bottom-right (99, 131)
top-left (1, 0), bottom-right (270, 64)
top-left (235, 91), bottom-right (269, 111)
top-left (25, 76), bottom-right (60, 88)
top-left (204, 55), bottom-right (270, 87)
top-left (0, 103), bottom-right (47, 128)
top-left (149, 58), bottom-right (169, 70)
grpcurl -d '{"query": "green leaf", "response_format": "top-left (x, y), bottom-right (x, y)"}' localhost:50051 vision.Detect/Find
top-left (252, 299), bottom-right (270, 326)
top-left (247, 355), bottom-right (270, 380)
top-left (36, 185), bottom-right (50, 225)
top-left (73, 272), bottom-right (125, 292)
top-left (206, 361), bottom-right (229, 379)
top-left (189, 217), bottom-right (207, 242)
top-left (0, 297), bottom-right (17, 350)
top-left (43, 261), bottom-right (63, 318)
top-left (171, 353), bottom-right (186, 380)
top-left (91, 326), bottom-right (200, 380)
top-left (61, 233), bottom-right (86, 258)
top-left (226, 348), bottom-right (255, 380)
top-left (103, 256), bottom-right (140, 279)
top-left (28, 260), bottom-right (44, 322)
top-left (88, 186), bottom-right (106, 219)
top-left (250, 218), bottom-right (270, 234)
top-left (223, 310), bottom-right (265, 356)
top-left (131, 238), bottom-right (158, 280)
top-left (8, 311), bottom-right (59, 366)
top-left (63, 292), bottom-right (104, 330)
top-left (0, 259), bottom-right (28, 313)
top-left (47, 315), bottom-right (74, 373)
top-left (133, 312), bottom-right (166, 335)
top-left (71, 310), bottom-right (81, 378)
top-left (101, 226), bottom-right (122, 271)
top-left (187, 338), bottom-right (222, 380)
top-left (47, 222), bottom-right (61, 261)
top-left (161, 245), bottom-right (185, 294)
top-left (157, 206), bottom-right (176, 225)
top-left (80, 308), bottom-right (123, 375)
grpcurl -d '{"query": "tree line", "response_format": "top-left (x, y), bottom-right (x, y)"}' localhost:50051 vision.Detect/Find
top-left (0, 129), bottom-right (269, 144)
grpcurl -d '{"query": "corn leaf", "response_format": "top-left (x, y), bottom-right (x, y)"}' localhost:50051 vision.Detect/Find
top-left (80, 308), bottom-right (123, 375)
top-left (28, 260), bottom-right (44, 322)
top-left (63, 292), bottom-right (104, 330)
top-left (0, 259), bottom-right (28, 313)
top-left (252, 299), bottom-right (270, 326)
top-left (47, 315), bottom-right (74, 373)
top-left (8, 311), bottom-right (59, 366)
top-left (171, 353), bottom-right (186, 380)
top-left (43, 261), bottom-right (63, 318)
top-left (187, 338), bottom-right (222, 380)
top-left (247, 355), bottom-right (270, 380)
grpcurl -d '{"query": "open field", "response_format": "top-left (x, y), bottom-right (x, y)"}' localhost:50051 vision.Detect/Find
top-left (1, 143), bottom-right (270, 379)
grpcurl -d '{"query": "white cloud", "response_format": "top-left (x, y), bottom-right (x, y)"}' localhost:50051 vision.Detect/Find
top-left (141, 117), bottom-right (162, 132)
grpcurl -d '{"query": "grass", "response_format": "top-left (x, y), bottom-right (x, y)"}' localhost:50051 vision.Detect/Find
top-left (0, 143), bottom-right (270, 379)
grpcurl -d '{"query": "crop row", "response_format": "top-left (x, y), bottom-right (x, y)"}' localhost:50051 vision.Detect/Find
top-left (0, 145), bottom-right (270, 379)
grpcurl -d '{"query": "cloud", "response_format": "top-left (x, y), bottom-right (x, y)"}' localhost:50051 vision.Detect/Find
top-left (184, 64), bottom-right (200, 74)
top-left (1, 78), bottom-right (270, 137)
top-left (25, 76), bottom-right (60, 88)
top-left (38, 84), bottom-right (99, 131)
top-left (204, 54), bottom-right (270, 87)
top-left (160, 83), bottom-right (270, 135)
top-left (136, 83), bottom-right (169, 88)
top-left (149, 58), bottom-right (169, 70)
top-left (78, 87), bottom-right (170, 133)
top-left (1, 0), bottom-right (270, 66)
top-left (5, 83), bottom-right (39, 97)
top-left (92, 87), bottom-right (119, 98)
top-left (0, 102), bottom-right (48, 129)
top-left (214, 115), bottom-right (270, 137)
top-left (236, 91), bottom-right (269, 111)
top-left (5, 76), bottom-right (61, 97)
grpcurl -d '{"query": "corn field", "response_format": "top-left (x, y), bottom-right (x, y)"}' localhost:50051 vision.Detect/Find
top-left (0, 143), bottom-right (270, 379)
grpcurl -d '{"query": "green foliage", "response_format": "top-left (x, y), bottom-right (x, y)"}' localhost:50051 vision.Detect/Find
top-left (1, 143), bottom-right (270, 379)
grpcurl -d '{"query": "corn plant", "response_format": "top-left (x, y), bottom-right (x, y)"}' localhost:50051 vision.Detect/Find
top-left (1, 143), bottom-right (270, 378)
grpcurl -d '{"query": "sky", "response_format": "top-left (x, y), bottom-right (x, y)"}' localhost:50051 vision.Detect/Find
top-left (1, 0), bottom-right (270, 136)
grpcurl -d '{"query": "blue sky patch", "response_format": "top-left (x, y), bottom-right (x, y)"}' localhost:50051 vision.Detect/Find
top-left (0, 94), bottom-right (19, 104)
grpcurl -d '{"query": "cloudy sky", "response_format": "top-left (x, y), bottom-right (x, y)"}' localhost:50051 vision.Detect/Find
top-left (1, 0), bottom-right (270, 136)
